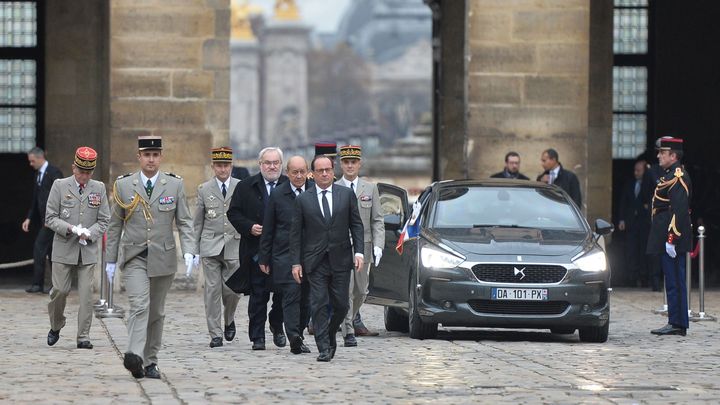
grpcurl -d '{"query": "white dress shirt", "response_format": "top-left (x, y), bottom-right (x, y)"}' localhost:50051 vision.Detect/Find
top-left (316, 185), bottom-right (333, 217)
top-left (549, 166), bottom-right (560, 184)
top-left (37, 160), bottom-right (49, 184)
top-left (342, 176), bottom-right (358, 195)
top-left (216, 177), bottom-right (230, 196)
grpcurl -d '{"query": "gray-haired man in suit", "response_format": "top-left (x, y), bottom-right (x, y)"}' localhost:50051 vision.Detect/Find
top-left (105, 135), bottom-right (196, 379)
top-left (194, 147), bottom-right (241, 348)
top-left (45, 147), bottom-right (110, 349)
top-left (336, 145), bottom-right (385, 347)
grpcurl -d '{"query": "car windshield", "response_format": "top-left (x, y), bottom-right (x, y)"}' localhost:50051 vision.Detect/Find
top-left (431, 186), bottom-right (584, 231)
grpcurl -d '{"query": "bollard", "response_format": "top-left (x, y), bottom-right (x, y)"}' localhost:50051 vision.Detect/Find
top-left (691, 226), bottom-right (716, 322)
top-left (93, 233), bottom-right (107, 311)
top-left (96, 233), bottom-right (124, 319)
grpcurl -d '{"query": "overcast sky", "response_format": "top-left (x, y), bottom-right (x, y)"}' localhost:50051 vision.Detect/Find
top-left (249, 0), bottom-right (352, 33)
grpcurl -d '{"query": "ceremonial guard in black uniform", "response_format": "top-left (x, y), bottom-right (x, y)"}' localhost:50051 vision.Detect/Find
top-left (647, 137), bottom-right (692, 336)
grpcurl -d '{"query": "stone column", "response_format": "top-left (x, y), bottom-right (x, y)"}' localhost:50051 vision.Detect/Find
top-left (430, 0), bottom-right (613, 223)
top-left (108, 0), bottom-right (230, 193)
top-left (230, 39), bottom-right (260, 158)
top-left (258, 21), bottom-right (310, 149)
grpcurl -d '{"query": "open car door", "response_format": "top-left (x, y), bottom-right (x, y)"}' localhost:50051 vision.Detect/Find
top-left (367, 183), bottom-right (411, 307)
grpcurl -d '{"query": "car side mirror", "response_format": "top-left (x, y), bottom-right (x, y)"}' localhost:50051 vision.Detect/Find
top-left (384, 214), bottom-right (403, 231)
top-left (594, 218), bottom-right (614, 236)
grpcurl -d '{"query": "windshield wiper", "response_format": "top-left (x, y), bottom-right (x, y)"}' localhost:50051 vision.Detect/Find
top-left (472, 224), bottom-right (533, 229)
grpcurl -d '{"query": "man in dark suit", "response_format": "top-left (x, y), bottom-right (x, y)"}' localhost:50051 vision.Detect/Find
top-left (22, 147), bottom-right (63, 293)
top-left (259, 156), bottom-right (312, 355)
top-left (227, 147), bottom-right (287, 350)
top-left (490, 151), bottom-right (530, 180)
top-left (537, 148), bottom-right (582, 208)
top-left (289, 155), bottom-right (364, 362)
top-left (618, 159), bottom-right (651, 287)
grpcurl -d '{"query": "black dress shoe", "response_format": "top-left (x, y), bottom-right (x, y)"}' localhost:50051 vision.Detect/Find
top-left (224, 322), bottom-right (236, 342)
top-left (144, 363), bottom-right (161, 379)
top-left (26, 285), bottom-right (42, 293)
top-left (124, 352), bottom-right (145, 379)
top-left (316, 350), bottom-right (332, 362)
top-left (344, 333), bottom-right (357, 347)
top-left (210, 337), bottom-right (223, 348)
top-left (47, 329), bottom-right (60, 346)
top-left (270, 325), bottom-right (287, 348)
top-left (76, 341), bottom-right (93, 349)
top-left (252, 338), bottom-right (266, 350)
top-left (300, 343), bottom-right (311, 354)
top-left (329, 345), bottom-right (337, 359)
top-left (290, 336), bottom-right (303, 354)
top-left (651, 324), bottom-right (687, 336)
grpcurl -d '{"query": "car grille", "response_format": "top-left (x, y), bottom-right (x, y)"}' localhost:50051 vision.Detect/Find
top-left (468, 300), bottom-right (570, 315)
top-left (471, 264), bottom-right (567, 284)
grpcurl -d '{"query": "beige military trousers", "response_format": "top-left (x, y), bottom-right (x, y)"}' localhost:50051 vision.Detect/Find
top-left (202, 255), bottom-right (240, 339)
top-left (122, 255), bottom-right (174, 367)
top-left (48, 262), bottom-right (94, 343)
top-left (342, 242), bottom-right (372, 336)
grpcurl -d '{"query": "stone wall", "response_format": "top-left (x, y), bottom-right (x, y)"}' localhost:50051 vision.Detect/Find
top-left (45, 1), bottom-right (108, 179)
top-left (230, 40), bottom-right (260, 158)
top-left (435, 0), bottom-right (613, 223)
top-left (109, 0), bottom-right (231, 194)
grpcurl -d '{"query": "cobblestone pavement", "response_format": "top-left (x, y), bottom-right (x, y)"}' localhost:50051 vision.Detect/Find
top-left (2, 287), bottom-right (719, 404)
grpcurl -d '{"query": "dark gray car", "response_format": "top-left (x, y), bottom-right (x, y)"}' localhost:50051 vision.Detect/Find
top-left (368, 179), bottom-right (613, 343)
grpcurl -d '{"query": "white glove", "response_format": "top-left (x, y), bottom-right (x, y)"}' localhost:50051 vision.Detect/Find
top-left (373, 246), bottom-right (383, 267)
top-left (665, 242), bottom-right (677, 258)
top-left (71, 225), bottom-right (89, 245)
top-left (184, 253), bottom-right (194, 277)
top-left (105, 263), bottom-right (116, 283)
top-left (193, 255), bottom-right (200, 267)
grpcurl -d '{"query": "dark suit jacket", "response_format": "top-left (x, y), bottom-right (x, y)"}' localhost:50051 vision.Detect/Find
top-left (289, 184), bottom-right (364, 274)
top-left (258, 180), bottom-right (312, 285)
top-left (537, 165), bottom-right (582, 208)
top-left (618, 177), bottom-right (651, 232)
top-left (490, 170), bottom-right (530, 180)
top-left (227, 172), bottom-right (288, 280)
top-left (28, 163), bottom-right (63, 225)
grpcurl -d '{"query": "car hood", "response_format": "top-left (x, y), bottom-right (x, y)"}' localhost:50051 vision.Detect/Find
top-left (427, 227), bottom-right (590, 257)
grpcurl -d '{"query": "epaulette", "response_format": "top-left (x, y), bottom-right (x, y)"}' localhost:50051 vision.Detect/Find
top-left (116, 173), bottom-right (133, 180)
top-left (164, 172), bottom-right (182, 179)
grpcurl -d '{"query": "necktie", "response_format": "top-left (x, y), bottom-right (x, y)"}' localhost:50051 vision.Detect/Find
top-left (321, 190), bottom-right (331, 223)
top-left (268, 182), bottom-right (275, 195)
top-left (296, 187), bottom-right (303, 196)
top-left (350, 182), bottom-right (355, 194)
top-left (145, 179), bottom-right (153, 197)
top-left (222, 183), bottom-right (227, 198)
top-left (37, 172), bottom-right (42, 186)
top-left (79, 184), bottom-right (85, 195)
top-left (549, 171), bottom-right (555, 184)
top-left (634, 180), bottom-right (640, 198)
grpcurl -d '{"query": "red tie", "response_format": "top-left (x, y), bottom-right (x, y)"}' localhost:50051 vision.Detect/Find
top-left (79, 183), bottom-right (85, 195)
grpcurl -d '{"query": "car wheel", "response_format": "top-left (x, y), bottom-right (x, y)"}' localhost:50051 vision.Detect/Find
top-left (550, 327), bottom-right (576, 335)
top-left (578, 321), bottom-right (609, 343)
top-left (408, 276), bottom-right (438, 339)
top-left (384, 307), bottom-right (409, 333)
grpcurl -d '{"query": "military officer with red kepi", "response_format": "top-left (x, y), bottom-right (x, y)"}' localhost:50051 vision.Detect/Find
top-left (647, 136), bottom-right (692, 336)
top-left (45, 147), bottom-right (110, 349)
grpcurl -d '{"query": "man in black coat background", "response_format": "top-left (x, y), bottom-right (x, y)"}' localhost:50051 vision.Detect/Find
top-left (490, 151), bottom-right (530, 180)
top-left (289, 155), bottom-right (364, 362)
top-left (23, 147), bottom-right (63, 293)
top-left (537, 148), bottom-right (582, 208)
top-left (227, 147), bottom-right (287, 350)
top-left (259, 156), bottom-right (313, 355)
top-left (618, 159), bottom-right (652, 287)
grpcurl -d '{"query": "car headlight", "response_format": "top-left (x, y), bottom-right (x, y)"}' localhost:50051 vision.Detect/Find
top-left (421, 245), bottom-right (465, 269)
top-left (573, 250), bottom-right (607, 272)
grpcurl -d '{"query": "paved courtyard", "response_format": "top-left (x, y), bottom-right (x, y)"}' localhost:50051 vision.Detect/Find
top-left (1, 287), bottom-right (719, 404)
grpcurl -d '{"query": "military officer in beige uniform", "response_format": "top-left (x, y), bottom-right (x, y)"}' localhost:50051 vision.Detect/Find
top-left (45, 147), bottom-right (110, 349)
top-left (105, 135), bottom-right (195, 379)
top-left (194, 147), bottom-right (241, 348)
top-left (336, 145), bottom-right (385, 347)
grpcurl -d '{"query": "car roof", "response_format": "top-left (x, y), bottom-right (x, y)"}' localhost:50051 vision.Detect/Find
top-left (432, 178), bottom-right (557, 191)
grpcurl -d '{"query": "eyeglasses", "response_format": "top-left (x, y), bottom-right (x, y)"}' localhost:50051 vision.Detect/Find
top-left (289, 169), bottom-right (307, 176)
top-left (261, 160), bottom-right (281, 167)
top-left (314, 168), bottom-right (333, 174)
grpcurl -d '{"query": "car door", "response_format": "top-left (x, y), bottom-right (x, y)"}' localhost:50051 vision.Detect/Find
top-left (367, 183), bottom-right (411, 306)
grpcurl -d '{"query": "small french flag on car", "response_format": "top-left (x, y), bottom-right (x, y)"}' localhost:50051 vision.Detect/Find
top-left (396, 201), bottom-right (422, 254)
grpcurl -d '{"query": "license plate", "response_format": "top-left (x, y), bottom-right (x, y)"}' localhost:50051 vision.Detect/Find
top-left (491, 287), bottom-right (548, 301)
